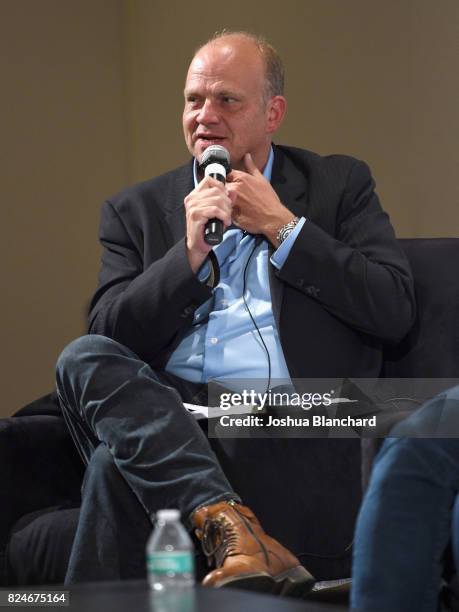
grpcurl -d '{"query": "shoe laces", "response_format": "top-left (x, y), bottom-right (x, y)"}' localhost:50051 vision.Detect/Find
top-left (201, 517), bottom-right (237, 567)
top-left (200, 504), bottom-right (270, 568)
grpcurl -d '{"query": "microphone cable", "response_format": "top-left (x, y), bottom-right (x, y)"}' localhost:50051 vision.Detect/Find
top-left (241, 234), bottom-right (272, 397)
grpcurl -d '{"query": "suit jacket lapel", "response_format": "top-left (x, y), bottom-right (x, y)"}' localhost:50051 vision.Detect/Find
top-left (163, 161), bottom-right (194, 244)
top-left (269, 145), bottom-right (309, 329)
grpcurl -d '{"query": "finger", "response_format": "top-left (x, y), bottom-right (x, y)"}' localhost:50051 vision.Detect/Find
top-left (227, 188), bottom-right (238, 205)
top-left (187, 204), bottom-right (232, 227)
top-left (243, 152), bottom-right (261, 176)
top-left (205, 175), bottom-right (226, 186)
top-left (228, 165), bottom-right (260, 181)
top-left (226, 170), bottom-right (242, 183)
top-left (185, 185), bottom-right (231, 209)
top-left (198, 175), bottom-right (226, 190)
top-left (185, 191), bottom-right (232, 211)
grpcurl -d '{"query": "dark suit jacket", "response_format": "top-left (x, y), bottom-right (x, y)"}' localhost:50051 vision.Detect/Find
top-left (88, 145), bottom-right (416, 379)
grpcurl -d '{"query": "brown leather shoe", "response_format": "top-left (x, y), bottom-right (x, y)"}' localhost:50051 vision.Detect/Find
top-left (192, 500), bottom-right (315, 596)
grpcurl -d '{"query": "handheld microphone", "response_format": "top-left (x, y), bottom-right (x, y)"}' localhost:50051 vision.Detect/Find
top-left (199, 145), bottom-right (231, 245)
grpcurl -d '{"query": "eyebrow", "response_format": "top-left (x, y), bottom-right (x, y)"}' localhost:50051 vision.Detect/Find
top-left (217, 90), bottom-right (241, 98)
top-left (184, 87), bottom-right (242, 99)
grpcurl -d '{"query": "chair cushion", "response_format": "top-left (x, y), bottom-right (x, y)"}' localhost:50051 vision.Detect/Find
top-left (13, 392), bottom-right (61, 418)
top-left (384, 238), bottom-right (459, 379)
top-left (7, 506), bottom-right (79, 585)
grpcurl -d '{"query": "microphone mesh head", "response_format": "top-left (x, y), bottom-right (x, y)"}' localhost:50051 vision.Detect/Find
top-left (199, 145), bottom-right (231, 172)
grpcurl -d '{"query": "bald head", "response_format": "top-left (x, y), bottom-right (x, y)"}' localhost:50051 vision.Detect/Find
top-left (188, 35), bottom-right (267, 107)
top-left (193, 31), bottom-right (284, 105)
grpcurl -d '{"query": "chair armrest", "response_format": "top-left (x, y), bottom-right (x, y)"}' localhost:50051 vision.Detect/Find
top-left (0, 416), bottom-right (84, 550)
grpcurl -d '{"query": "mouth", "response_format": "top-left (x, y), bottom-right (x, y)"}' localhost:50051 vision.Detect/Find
top-left (195, 135), bottom-right (227, 148)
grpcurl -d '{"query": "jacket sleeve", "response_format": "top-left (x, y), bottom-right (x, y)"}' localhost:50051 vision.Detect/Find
top-left (88, 199), bottom-right (212, 363)
top-left (277, 159), bottom-right (416, 344)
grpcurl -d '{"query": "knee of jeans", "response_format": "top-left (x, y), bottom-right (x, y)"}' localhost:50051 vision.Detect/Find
top-left (372, 437), bottom-right (434, 488)
top-left (56, 335), bottom-right (123, 384)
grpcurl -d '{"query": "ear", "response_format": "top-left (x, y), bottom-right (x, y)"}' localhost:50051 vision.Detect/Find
top-left (266, 95), bottom-right (287, 134)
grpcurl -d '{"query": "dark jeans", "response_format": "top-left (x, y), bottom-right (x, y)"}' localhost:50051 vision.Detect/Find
top-left (56, 334), bottom-right (240, 584)
top-left (351, 385), bottom-right (459, 612)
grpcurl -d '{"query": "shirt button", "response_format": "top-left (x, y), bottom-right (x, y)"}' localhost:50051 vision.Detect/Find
top-left (210, 337), bottom-right (218, 344)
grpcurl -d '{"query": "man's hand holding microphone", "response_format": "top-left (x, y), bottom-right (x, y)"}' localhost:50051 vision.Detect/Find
top-left (184, 145), bottom-right (233, 273)
top-left (184, 144), bottom-right (297, 273)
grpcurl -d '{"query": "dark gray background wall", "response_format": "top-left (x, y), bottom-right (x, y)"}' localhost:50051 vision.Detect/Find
top-left (1, 0), bottom-right (458, 415)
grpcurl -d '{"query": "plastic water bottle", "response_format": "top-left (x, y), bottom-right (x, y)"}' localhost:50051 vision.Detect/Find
top-left (146, 509), bottom-right (195, 591)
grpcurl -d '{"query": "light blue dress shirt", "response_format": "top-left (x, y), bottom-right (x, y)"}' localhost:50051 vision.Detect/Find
top-left (165, 147), bottom-right (305, 392)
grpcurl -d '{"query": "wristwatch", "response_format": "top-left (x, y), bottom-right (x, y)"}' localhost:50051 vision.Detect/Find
top-left (276, 217), bottom-right (300, 244)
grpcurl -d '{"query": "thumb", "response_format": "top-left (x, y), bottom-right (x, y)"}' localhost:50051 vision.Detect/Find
top-left (244, 152), bottom-right (261, 176)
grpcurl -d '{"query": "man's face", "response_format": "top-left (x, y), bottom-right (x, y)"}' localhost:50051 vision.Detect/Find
top-left (183, 38), bottom-right (281, 172)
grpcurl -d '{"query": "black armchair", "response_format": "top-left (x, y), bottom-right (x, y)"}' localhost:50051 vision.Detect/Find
top-left (2, 238), bottom-right (459, 588)
top-left (0, 395), bottom-right (83, 585)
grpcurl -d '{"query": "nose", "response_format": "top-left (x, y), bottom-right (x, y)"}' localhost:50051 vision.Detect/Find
top-left (196, 98), bottom-right (219, 125)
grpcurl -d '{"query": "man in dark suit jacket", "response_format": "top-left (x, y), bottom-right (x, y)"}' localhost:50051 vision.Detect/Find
top-left (56, 31), bottom-right (415, 591)
top-left (89, 142), bottom-right (414, 380)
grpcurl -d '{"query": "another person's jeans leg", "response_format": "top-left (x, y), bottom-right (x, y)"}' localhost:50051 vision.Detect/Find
top-left (56, 334), bottom-right (240, 583)
top-left (66, 443), bottom-right (152, 583)
top-left (351, 385), bottom-right (459, 612)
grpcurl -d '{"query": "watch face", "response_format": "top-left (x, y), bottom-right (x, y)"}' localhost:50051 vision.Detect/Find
top-left (278, 218), bottom-right (299, 243)
top-left (281, 228), bottom-right (293, 243)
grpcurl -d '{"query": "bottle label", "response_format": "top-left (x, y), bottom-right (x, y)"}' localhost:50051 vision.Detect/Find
top-left (147, 551), bottom-right (194, 574)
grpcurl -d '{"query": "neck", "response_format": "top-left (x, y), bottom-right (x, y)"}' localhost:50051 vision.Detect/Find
top-left (234, 144), bottom-right (272, 173)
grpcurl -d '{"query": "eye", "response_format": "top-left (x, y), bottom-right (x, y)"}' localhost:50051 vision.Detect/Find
top-left (185, 94), bottom-right (201, 107)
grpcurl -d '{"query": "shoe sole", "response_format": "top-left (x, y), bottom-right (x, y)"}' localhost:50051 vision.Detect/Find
top-left (213, 565), bottom-right (315, 598)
